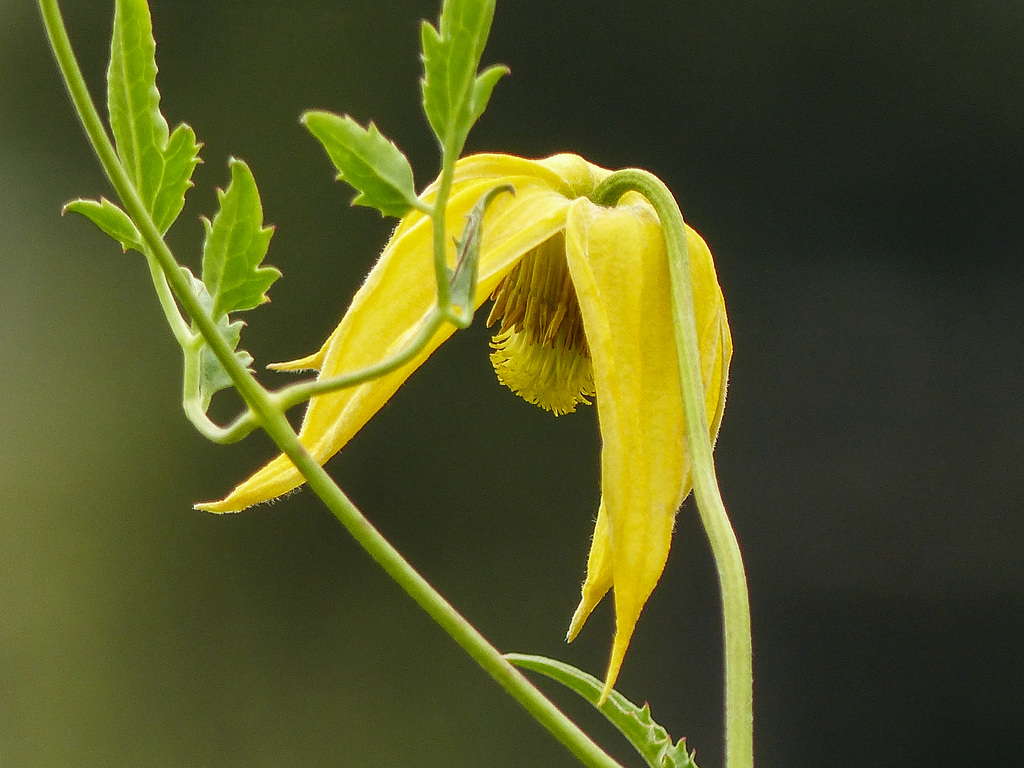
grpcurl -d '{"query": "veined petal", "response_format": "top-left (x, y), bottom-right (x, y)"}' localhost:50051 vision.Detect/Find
top-left (197, 170), bottom-right (573, 513)
top-left (563, 195), bottom-right (731, 698)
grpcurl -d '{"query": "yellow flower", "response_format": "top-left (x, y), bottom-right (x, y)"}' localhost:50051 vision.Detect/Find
top-left (197, 153), bottom-right (732, 696)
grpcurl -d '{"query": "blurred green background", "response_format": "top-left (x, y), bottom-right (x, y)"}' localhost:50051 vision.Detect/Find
top-left (3, 1), bottom-right (1024, 766)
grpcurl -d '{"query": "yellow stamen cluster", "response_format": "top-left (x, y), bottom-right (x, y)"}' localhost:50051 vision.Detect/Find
top-left (486, 234), bottom-right (595, 415)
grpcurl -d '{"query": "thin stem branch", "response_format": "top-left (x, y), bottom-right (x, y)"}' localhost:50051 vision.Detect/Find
top-left (431, 151), bottom-right (456, 311)
top-left (272, 309), bottom-right (445, 411)
top-left (592, 171), bottom-right (754, 768)
top-left (38, 3), bottom-right (624, 765)
top-left (179, 308), bottom-right (447, 444)
top-left (142, 249), bottom-right (193, 346)
top-left (180, 337), bottom-right (261, 443)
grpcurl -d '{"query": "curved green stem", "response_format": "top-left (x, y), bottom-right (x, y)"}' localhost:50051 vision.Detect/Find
top-left (38, 3), bottom-right (623, 765)
top-left (273, 309), bottom-right (445, 410)
top-left (592, 171), bottom-right (754, 768)
top-left (180, 308), bottom-right (446, 444)
top-left (180, 335), bottom-right (261, 443)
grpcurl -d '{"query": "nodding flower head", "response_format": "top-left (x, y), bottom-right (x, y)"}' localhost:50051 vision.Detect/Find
top-left (197, 152), bottom-right (732, 698)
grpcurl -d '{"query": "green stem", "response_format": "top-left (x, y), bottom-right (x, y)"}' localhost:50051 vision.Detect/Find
top-left (178, 308), bottom-right (446, 443)
top-left (38, 3), bottom-right (623, 765)
top-left (269, 422), bottom-right (625, 768)
top-left (142, 249), bottom-right (192, 346)
top-left (186, 309), bottom-right (447, 444)
top-left (592, 171), bottom-right (754, 768)
top-left (180, 333), bottom-right (262, 444)
top-left (430, 150), bottom-right (456, 312)
top-left (273, 309), bottom-right (445, 410)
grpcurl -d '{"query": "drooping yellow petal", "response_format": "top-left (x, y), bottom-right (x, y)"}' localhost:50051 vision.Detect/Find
top-left (563, 194), bottom-right (731, 698)
top-left (197, 161), bottom-right (580, 512)
top-left (566, 499), bottom-right (613, 641)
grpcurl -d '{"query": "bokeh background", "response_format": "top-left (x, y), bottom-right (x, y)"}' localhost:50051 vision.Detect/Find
top-left (3, 1), bottom-right (1023, 766)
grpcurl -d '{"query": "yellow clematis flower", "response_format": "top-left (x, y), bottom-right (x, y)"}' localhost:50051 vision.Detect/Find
top-left (197, 152), bottom-right (732, 696)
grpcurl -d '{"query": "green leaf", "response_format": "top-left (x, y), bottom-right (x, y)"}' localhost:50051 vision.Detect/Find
top-left (152, 123), bottom-right (202, 233)
top-left (108, 0), bottom-right (165, 198)
top-left (505, 654), bottom-right (700, 768)
top-left (448, 183), bottom-right (513, 326)
top-left (420, 0), bottom-right (509, 154)
top-left (184, 269), bottom-right (255, 411)
top-left (198, 315), bottom-right (253, 411)
top-left (468, 63), bottom-right (507, 130)
top-left (200, 158), bottom-right (280, 319)
top-left (301, 111), bottom-right (418, 218)
top-left (63, 197), bottom-right (143, 252)
top-left (108, 0), bottom-right (201, 233)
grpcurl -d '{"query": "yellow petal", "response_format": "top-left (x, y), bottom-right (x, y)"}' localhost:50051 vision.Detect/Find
top-left (564, 195), bottom-right (731, 698)
top-left (566, 499), bottom-right (613, 641)
top-left (197, 167), bottom-right (574, 513)
top-left (451, 153), bottom-right (612, 200)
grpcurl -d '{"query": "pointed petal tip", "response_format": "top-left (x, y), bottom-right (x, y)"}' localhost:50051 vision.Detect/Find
top-left (598, 633), bottom-right (630, 706)
top-left (565, 604), bottom-right (587, 643)
top-left (193, 499), bottom-right (240, 514)
top-left (267, 351), bottom-right (321, 372)
top-left (194, 489), bottom-right (259, 513)
top-left (569, 577), bottom-right (606, 643)
top-left (193, 458), bottom-right (304, 514)
top-left (194, 481), bottom-right (299, 514)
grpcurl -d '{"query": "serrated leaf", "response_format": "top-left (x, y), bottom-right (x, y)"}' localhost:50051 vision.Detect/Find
top-left (63, 197), bottom-right (143, 252)
top-left (200, 158), bottom-right (280, 319)
top-left (420, 0), bottom-right (508, 154)
top-left (152, 123), bottom-right (202, 233)
top-left (468, 63), bottom-right (507, 129)
top-left (108, 0), bottom-right (166, 199)
top-left (448, 183), bottom-right (513, 325)
top-left (184, 269), bottom-right (255, 410)
top-left (198, 316), bottom-right (254, 411)
top-left (108, 0), bottom-right (201, 233)
top-left (505, 654), bottom-right (699, 768)
top-left (301, 111), bottom-right (417, 218)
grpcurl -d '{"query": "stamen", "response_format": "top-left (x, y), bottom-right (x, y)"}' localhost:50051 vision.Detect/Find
top-left (487, 234), bottom-right (595, 415)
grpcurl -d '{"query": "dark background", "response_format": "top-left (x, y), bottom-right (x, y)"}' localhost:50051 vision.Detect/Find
top-left (3, 1), bottom-right (1023, 766)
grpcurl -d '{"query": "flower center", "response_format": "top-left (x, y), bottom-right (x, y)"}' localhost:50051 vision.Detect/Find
top-left (486, 234), bottom-right (595, 415)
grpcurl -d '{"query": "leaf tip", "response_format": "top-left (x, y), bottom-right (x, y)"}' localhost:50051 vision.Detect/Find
top-left (300, 109), bottom-right (329, 131)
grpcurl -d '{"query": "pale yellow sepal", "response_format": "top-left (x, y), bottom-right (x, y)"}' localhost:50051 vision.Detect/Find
top-left (196, 157), bottom-right (584, 513)
top-left (562, 197), bottom-right (731, 701)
